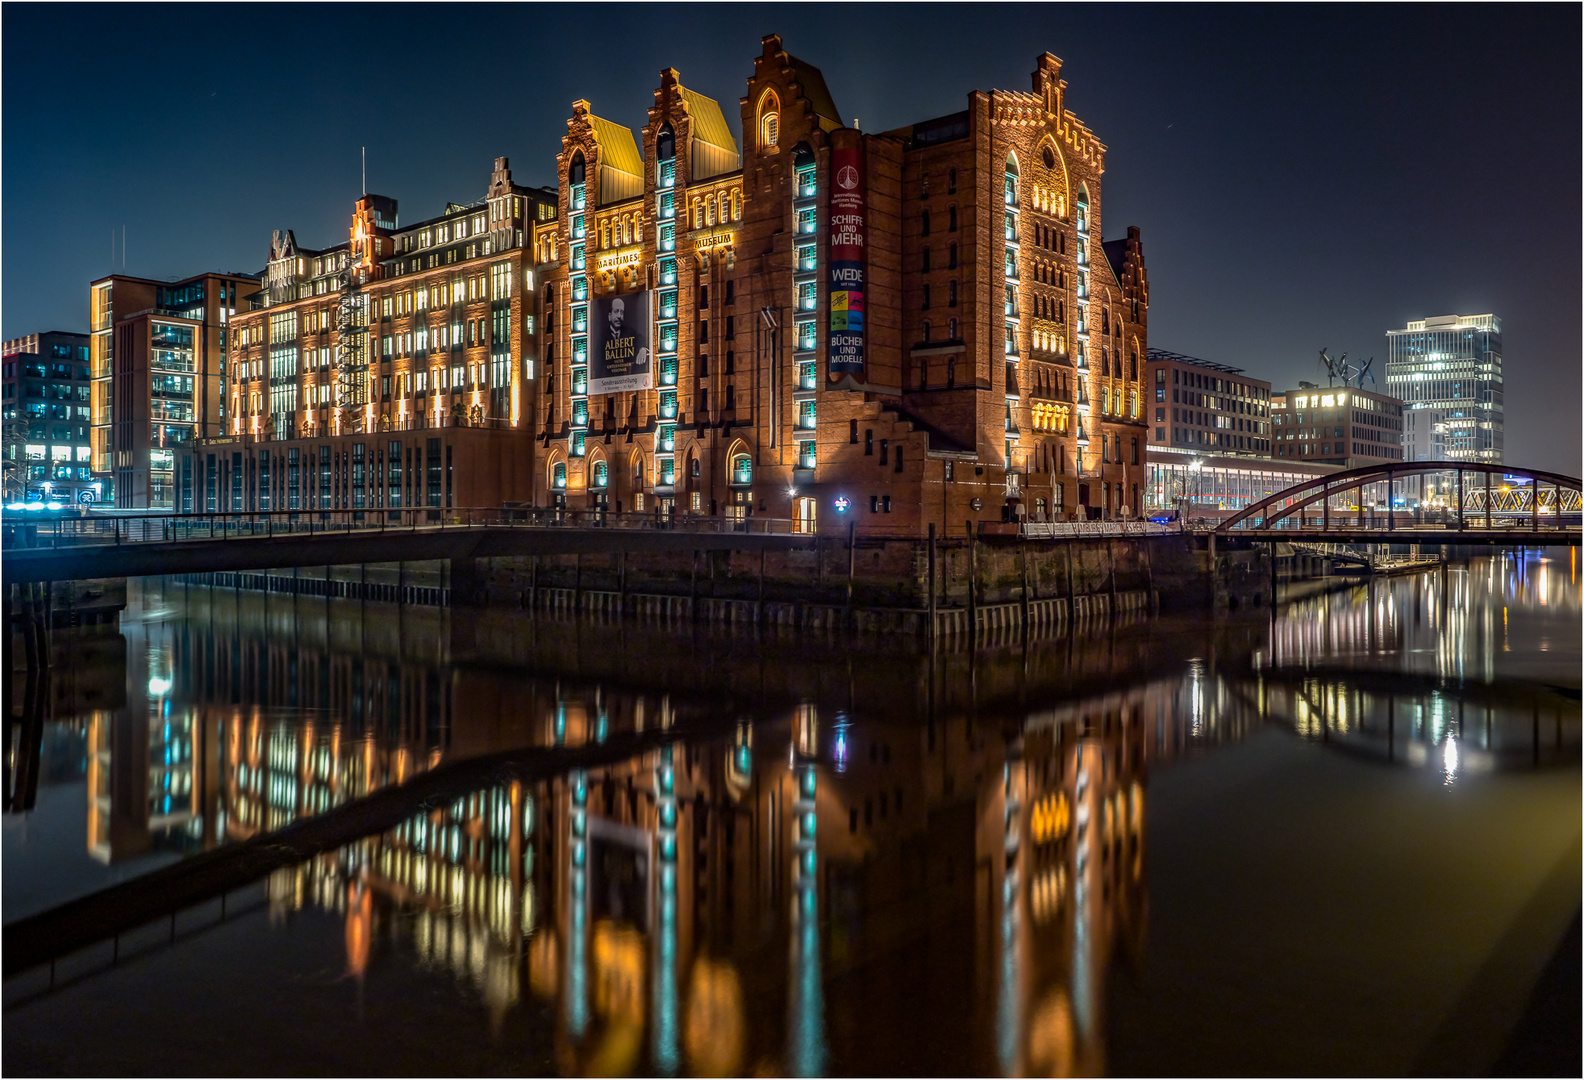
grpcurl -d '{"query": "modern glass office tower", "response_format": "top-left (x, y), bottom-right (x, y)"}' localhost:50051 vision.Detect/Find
top-left (1385, 313), bottom-right (1502, 465)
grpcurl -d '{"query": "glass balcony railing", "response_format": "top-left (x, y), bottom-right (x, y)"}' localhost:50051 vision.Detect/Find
top-left (796, 175), bottom-right (817, 200)
top-left (573, 308), bottom-right (588, 333)
top-left (796, 213), bottom-right (817, 236)
top-left (796, 247), bottom-right (817, 272)
top-left (572, 370), bottom-right (588, 396)
top-left (572, 216), bottom-right (585, 240)
top-left (660, 291), bottom-right (678, 319)
top-left (658, 162), bottom-right (675, 190)
top-left (796, 324), bottom-right (817, 351)
top-left (798, 451), bottom-right (816, 469)
top-left (571, 184), bottom-right (586, 211)
top-left (731, 466), bottom-right (753, 485)
top-left (658, 392), bottom-right (677, 419)
top-left (572, 432), bottom-right (586, 456)
top-left (660, 361), bottom-right (678, 387)
top-left (798, 362), bottom-right (816, 389)
top-left (572, 277), bottom-right (588, 301)
top-left (571, 246), bottom-right (585, 271)
top-left (659, 225), bottom-right (675, 253)
top-left (658, 425), bottom-right (675, 452)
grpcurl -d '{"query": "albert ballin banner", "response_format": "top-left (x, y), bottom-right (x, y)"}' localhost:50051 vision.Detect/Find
top-left (827, 144), bottom-right (865, 375)
top-left (590, 290), bottom-right (653, 395)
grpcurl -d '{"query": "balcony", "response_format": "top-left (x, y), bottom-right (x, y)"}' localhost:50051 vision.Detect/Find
top-left (798, 362), bottom-right (817, 390)
top-left (658, 426), bottom-right (676, 452)
top-left (730, 466), bottom-right (753, 486)
top-left (795, 174), bottom-right (817, 200)
top-left (797, 452), bottom-right (817, 470)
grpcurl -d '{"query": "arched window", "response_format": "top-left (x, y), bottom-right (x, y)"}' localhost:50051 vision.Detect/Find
top-left (690, 456), bottom-right (700, 477)
top-left (568, 151), bottom-right (585, 186)
top-left (601, 223), bottom-right (610, 248)
top-left (693, 198), bottom-right (702, 228)
top-left (922, 246), bottom-right (931, 272)
top-left (757, 90), bottom-right (780, 149)
top-left (1004, 153), bottom-right (1019, 205)
top-left (948, 241), bottom-right (958, 269)
top-left (592, 460), bottom-right (608, 487)
top-left (1075, 183), bottom-right (1089, 233)
top-left (732, 190), bottom-right (742, 220)
top-left (553, 462), bottom-right (567, 489)
top-left (656, 123), bottom-right (675, 162)
top-left (706, 197), bottom-right (716, 226)
top-left (948, 205), bottom-right (957, 232)
top-left (921, 209), bottom-right (931, 236)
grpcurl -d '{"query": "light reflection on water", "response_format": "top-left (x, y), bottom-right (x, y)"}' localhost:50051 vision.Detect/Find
top-left (2, 553), bottom-right (1577, 1075)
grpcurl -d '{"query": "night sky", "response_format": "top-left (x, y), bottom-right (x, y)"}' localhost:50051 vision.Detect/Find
top-left (5, 4), bottom-right (1578, 471)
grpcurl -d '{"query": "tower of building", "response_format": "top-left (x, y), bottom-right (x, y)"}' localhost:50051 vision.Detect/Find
top-left (1385, 313), bottom-right (1502, 464)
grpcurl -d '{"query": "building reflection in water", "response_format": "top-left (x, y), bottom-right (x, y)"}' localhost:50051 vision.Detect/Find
top-left (71, 568), bottom-right (1577, 1074)
top-left (1256, 552), bottom-right (1581, 774)
top-left (237, 667), bottom-right (1255, 1077)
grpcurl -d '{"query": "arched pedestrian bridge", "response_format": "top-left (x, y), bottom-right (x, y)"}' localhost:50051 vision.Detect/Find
top-left (1215, 461), bottom-right (1581, 545)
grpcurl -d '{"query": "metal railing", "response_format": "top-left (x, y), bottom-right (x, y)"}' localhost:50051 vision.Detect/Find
top-left (2, 506), bottom-right (819, 550)
top-left (1020, 520), bottom-right (1178, 539)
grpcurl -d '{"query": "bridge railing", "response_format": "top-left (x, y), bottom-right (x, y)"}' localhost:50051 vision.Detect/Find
top-left (1, 506), bottom-right (812, 551)
top-left (1225, 509), bottom-right (1583, 533)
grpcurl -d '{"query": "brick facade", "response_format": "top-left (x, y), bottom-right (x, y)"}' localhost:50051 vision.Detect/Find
top-left (542, 36), bottom-right (1151, 536)
top-left (183, 36), bottom-right (1150, 533)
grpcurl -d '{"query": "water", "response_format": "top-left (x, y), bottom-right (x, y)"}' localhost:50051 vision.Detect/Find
top-left (4, 552), bottom-right (1579, 1075)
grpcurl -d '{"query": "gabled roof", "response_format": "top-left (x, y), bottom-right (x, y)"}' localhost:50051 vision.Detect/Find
top-left (678, 85), bottom-right (739, 156)
top-left (587, 114), bottom-right (643, 176)
top-left (783, 52), bottom-right (842, 130)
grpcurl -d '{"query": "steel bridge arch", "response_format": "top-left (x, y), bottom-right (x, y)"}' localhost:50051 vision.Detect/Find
top-left (1215, 460), bottom-right (1583, 535)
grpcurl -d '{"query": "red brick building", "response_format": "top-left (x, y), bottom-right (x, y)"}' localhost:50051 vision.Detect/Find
top-left (183, 36), bottom-right (1150, 533)
top-left (540, 37), bottom-right (1150, 535)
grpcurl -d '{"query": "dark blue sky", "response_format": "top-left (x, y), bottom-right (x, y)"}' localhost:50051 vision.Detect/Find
top-left (5, 3), bottom-right (1578, 470)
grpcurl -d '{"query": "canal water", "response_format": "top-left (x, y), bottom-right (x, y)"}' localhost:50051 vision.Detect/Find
top-left (4, 552), bottom-right (1578, 1076)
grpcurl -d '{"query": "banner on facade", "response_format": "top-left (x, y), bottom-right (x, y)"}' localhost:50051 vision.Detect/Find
top-left (827, 144), bottom-right (865, 375)
top-left (590, 289), bottom-right (653, 395)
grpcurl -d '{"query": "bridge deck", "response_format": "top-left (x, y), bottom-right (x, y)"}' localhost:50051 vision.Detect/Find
top-left (2, 523), bottom-right (818, 584)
